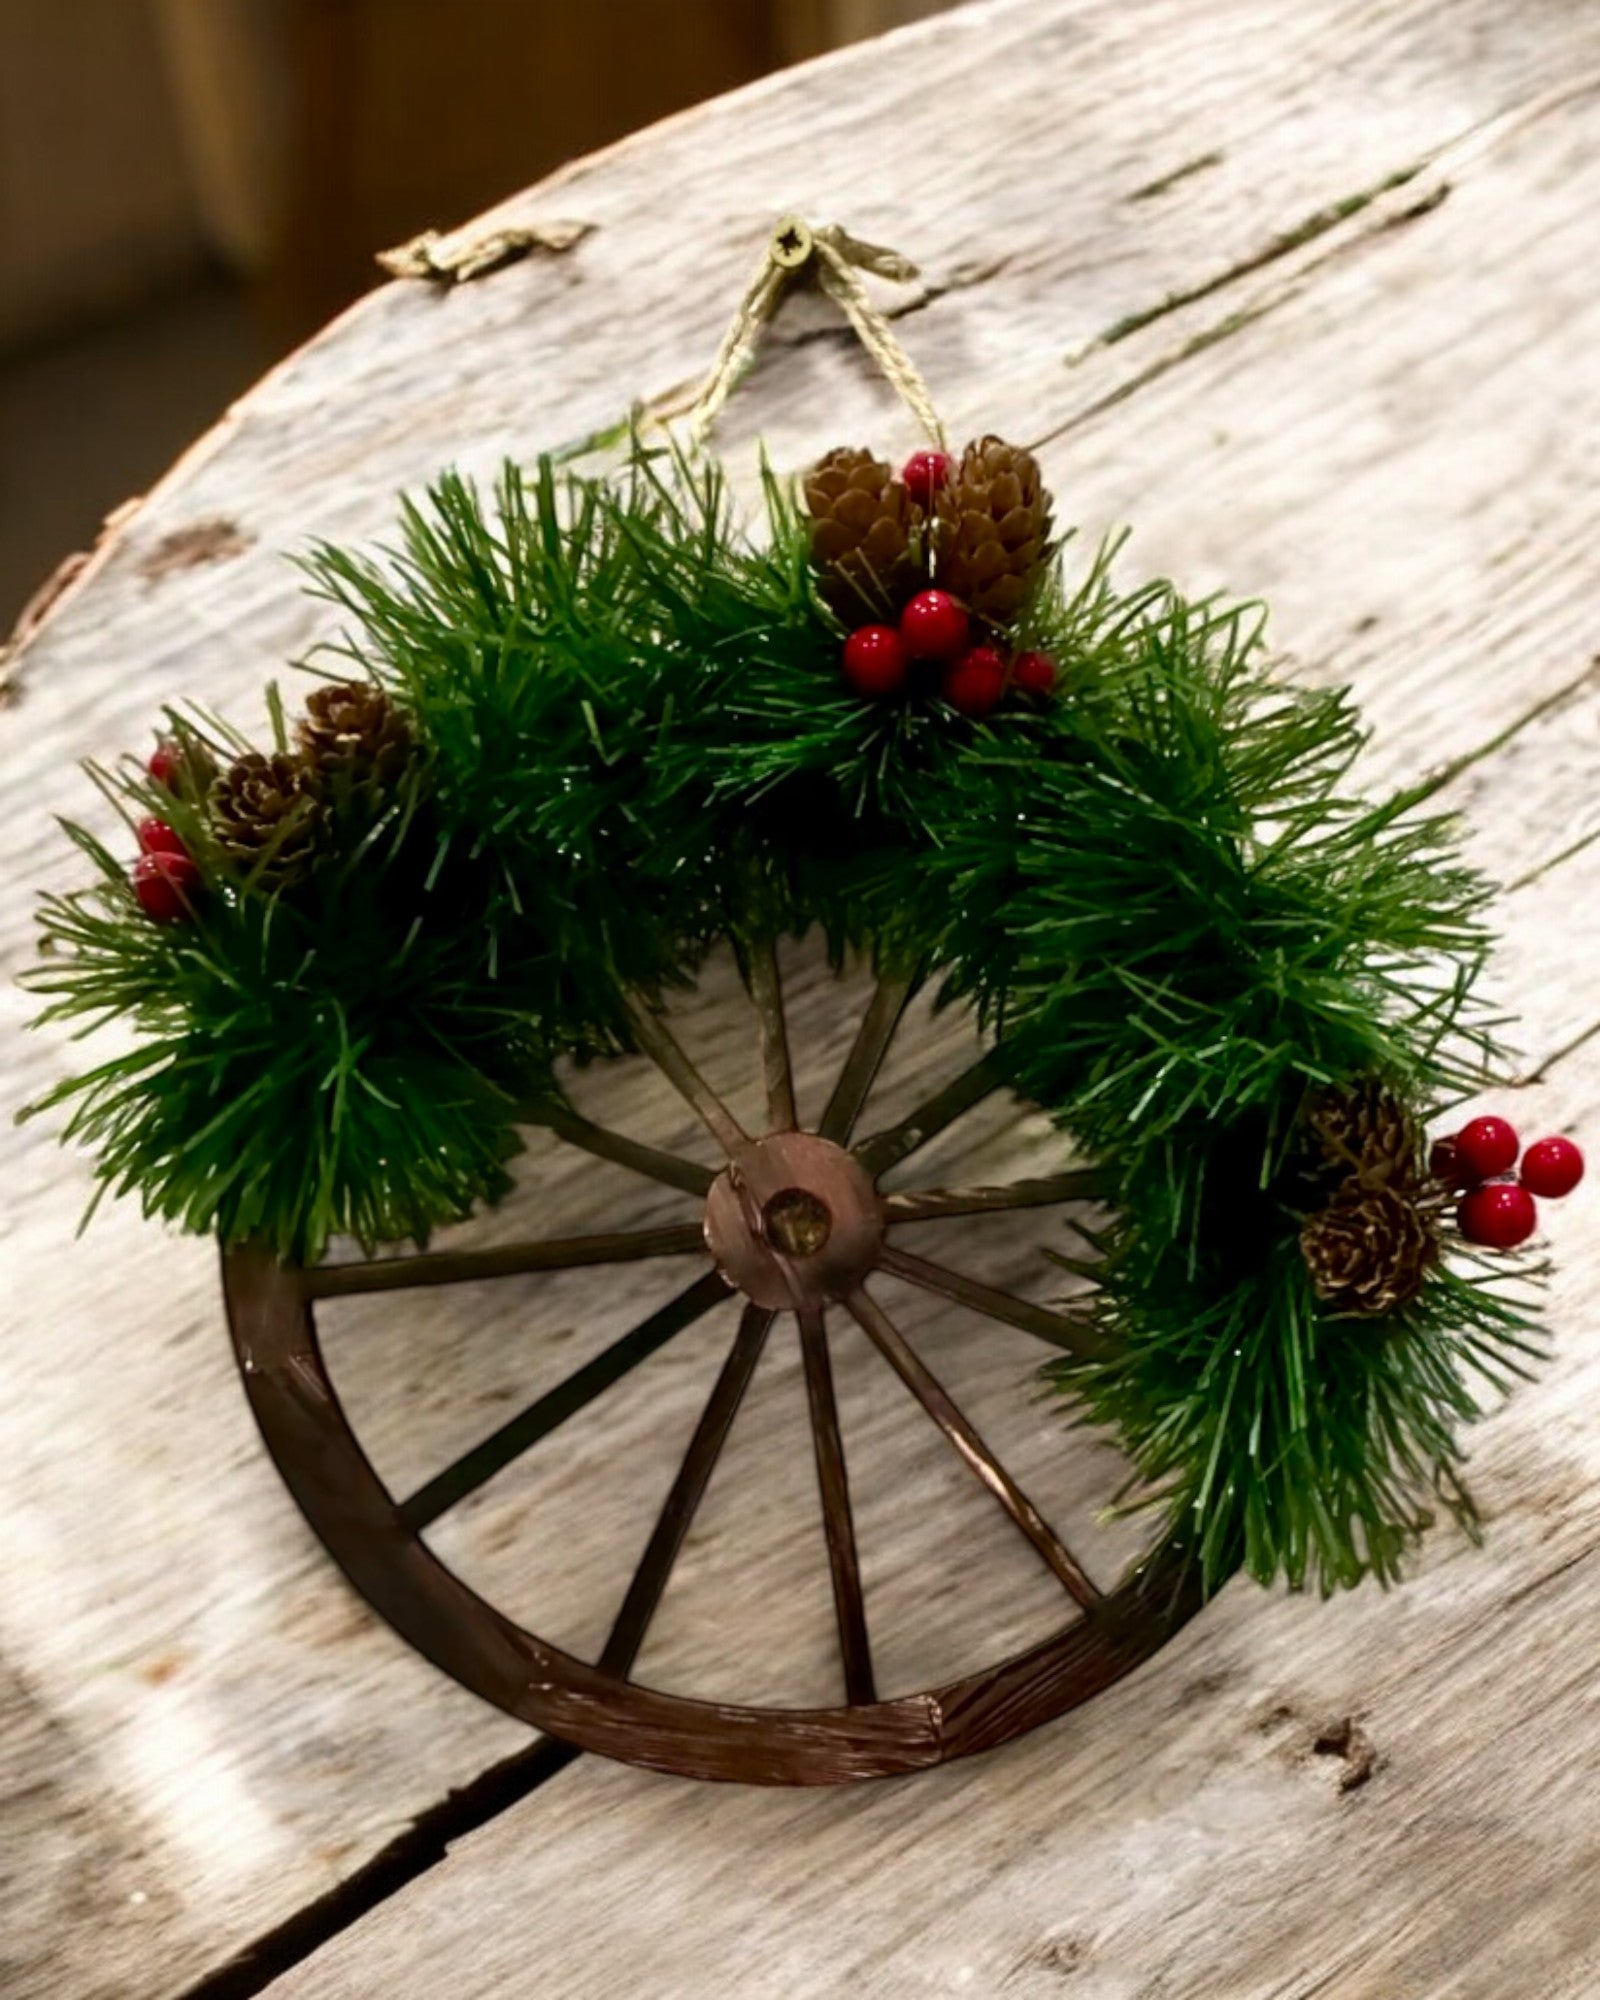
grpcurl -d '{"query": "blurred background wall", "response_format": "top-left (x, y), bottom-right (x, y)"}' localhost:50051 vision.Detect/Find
top-left (0, 0), bottom-right (957, 629)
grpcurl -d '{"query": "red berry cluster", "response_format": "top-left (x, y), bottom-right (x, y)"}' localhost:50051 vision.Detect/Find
top-left (1430, 1115), bottom-right (1584, 1249)
top-left (838, 451), bottom-right (1057, 719)
top-left (132, 742), bottom-right (203, 923)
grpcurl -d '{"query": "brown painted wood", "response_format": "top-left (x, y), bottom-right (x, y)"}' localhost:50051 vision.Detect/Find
top-left (397, 1269), bottom-right (733, 1531)
top-left (882, 1170), bottom-right (1109, 1222)
top-left (877, 1240), bottom-right (1109, 1357)
top-left (624, 994), bottom-right (751, 1157)
top-left (214, 924), bottom-right (1198, 1785)
top-left (846, 1285), bottom-right (1103, 1609)
top-left (747, 939), bottom-right (798, 1133)
top-left (224, 1240), bottom-right (1200, 1782)
top-left (796, 1305), bottom-right (876, 1704)
top-left (853, 1053), bottom-right (1005, 1178)
top-left (817, 972), bottom-right (915, 1142)
top-left (303, 1222), bottom-right (707, 1299)
top-left (597, 1303), bottom-right (777, 1676)
top-left (528, 1103), bottom-right (716, 1198)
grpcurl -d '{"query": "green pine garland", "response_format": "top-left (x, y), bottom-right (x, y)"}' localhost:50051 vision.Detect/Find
top-left (23, 438), bottom-right (1542, 1596)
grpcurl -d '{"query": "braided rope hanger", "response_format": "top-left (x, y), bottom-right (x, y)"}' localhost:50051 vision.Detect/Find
top-left (663, 216), bottom-right (949, 453)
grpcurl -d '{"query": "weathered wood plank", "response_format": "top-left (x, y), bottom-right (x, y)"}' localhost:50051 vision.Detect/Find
top-left (264, 726), bottom-right (1600, 2000)
top-left (259, 30), bottom-right (1600, 2000)
top-left (3, 0), bottom-right (1600, 1989)
top-left (0, 1657), bottom-right (177, 2000)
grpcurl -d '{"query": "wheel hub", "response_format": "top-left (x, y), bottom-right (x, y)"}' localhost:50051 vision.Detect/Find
top-left (702, 1131), bottom-right (884, 1309)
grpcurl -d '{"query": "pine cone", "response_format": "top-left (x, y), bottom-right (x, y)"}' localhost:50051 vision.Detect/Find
top-left (1300, 1176), bottom-right (1438, 1317)
top-left (803, 447), bottom-right (926, 621)
top-left (296, 682), bottom-right (413, 792)
top-left (1306, 1079), bottom-right (1424, 1192)
top-left (932, 435), bottom-right (1052, 626)
top-left (210, 752), bottom-right (324, 887)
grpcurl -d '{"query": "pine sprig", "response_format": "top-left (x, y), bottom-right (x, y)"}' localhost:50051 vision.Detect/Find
top-left (24, 436), bottom-right (1543, 1594)
top-left (1058, 1240), bottom-right (1542, 1591)
top-left (27, 818), bottom-right (530, 1259)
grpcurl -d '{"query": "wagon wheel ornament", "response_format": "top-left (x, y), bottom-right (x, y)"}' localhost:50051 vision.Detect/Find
top-left (224, 947), bottom-right (1205, 1784)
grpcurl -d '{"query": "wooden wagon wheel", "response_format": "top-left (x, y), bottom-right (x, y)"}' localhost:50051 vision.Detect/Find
top-left (223, 946), bottom-right (1207, 1784)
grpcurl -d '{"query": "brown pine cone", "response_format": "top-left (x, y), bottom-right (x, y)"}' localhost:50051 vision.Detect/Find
top-left (1300, 1176), bottom-right (1438, 1317)
top-left (296, 682), bottom-right (413, 792)
top-left (932, 435), bottom-right (1052, 626)
top-left (210, 752), bottom-right (324, 887)
top-left (1306, 1079), bottom-right (1424, 1192)
top-left (803, 446), bottom-right (926, 621)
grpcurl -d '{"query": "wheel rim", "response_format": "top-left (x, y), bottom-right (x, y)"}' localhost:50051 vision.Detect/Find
top-left (222, 948), bottom-right (1210, 1784)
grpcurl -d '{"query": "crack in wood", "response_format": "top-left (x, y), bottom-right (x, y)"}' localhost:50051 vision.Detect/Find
top-left (1034, 167), bottom-right (1452, 448)
top-left (173, 1738), bottom-right (581, 2000)
top-left (1038, 72), bottom-right (1600, 455)
top-left (1129, 149), bottom-right (1226, 202)
top-left (1098, 162), bottom-right (1430, 349)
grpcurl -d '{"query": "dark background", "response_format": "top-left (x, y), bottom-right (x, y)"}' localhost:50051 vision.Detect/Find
top-left (0, 0), bottom-right (951, 628)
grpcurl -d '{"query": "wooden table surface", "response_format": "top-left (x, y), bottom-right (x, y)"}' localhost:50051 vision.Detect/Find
top-left (7, 0), bottom-right (1600, 1993)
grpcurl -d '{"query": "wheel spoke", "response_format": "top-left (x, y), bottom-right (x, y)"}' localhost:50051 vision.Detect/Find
top-left (746, 939), bottom-right (797, 1134)
top-left (883, 1170), bottom-right (1109, 1223)
top-left (877, 1243), bottom-right (1109, 1359)
top-left (304, 1223), bottom-right (707, 1301)
top-left (818, 971), bottom-right (915, 1144)
top-left (624, 993), bottom-right (751, 1158)
top-left (399, 1268), bottom-right (731, 1531)
top-left (798, 1306), bottom-right (875, 1705)
top-left (852, 1052), bottom-right (1005, 1180)
top-left (529, 1102), bottom-right (715, 1199)
top-left (598, 1302), bottom-right (775, 1677)
top-left (845, 1285), bottom-right (1101, 1608)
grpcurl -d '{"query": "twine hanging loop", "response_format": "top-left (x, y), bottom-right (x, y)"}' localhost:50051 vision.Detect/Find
top-left (672, 216), bottom-right (948, 453)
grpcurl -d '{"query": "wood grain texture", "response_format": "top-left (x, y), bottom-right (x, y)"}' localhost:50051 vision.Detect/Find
top-left (4, 0), bottom-right (1600, 1987)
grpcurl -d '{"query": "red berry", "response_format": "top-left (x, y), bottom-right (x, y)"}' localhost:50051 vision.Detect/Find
top-left (1520, 1135), bottom-right (1585, 1199)
top-left (901, 449), bottom-right (951, 508)
top-left (1012, 649), bottom-right (1057, 696)
top-left (899, 589), bottom-right (969, 662)
top-left (132, 850), bottom-right (202, 923)
top-left (1429, 1136), bottom-right (1471, 1187)
top-left (1459, 1180), bottom-right (1538, 1249)
top-left (942, 645), bottom-right (1007, 719)
top-left (147, 741), bottom-right (185, 792)
top-left (841, 624), bottom-right (909, 699)
top-left (137, 816), bottom-right (189, 858)
top-left (1454, 1115), bottom-right (1520, 1183)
